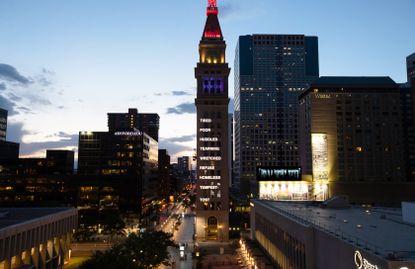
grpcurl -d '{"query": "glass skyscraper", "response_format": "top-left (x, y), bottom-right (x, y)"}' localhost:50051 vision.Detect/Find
top-left (234, 34), bottom-right (319, 197)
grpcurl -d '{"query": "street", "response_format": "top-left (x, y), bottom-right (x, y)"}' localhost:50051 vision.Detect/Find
top-left (159, 207), bottom-right (195, 269)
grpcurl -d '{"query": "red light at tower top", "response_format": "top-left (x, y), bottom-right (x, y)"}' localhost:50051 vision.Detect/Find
top-left (207, 0), bottom-right (218, 15)
top-left (208, 0), bottom-right (217, 7)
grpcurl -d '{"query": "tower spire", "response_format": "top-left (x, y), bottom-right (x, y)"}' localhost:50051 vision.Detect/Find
top-left (207, 0), bottom-right (218, 16)
top-left (203, 0), bottom-right (222, 39)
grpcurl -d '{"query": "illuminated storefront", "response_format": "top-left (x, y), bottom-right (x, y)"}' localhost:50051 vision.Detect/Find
top-left (257, 167), bottom-right (328, 201)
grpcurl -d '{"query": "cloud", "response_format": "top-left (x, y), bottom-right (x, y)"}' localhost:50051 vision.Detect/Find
top-left (6, 121), bottom-right (33, 142)
top-left (172, 91), bottom-right (192, 96)
top-left (12, 129), bottom-right (78, 156)
top-left (219, 1), bottom-right (266, 21)
top-left (0, 94), bottom-right (19, 116)
top-left (0, 83), bottom-right (6, 91)
top-left (6, 122), bottom-right (78, 156)
top-left (8, 93), bottom-right (22, 102)
top-left (159, 139), bottom-right (193, 159)
top-left (19, 134), bottom-right (78, 156)
top-left (25, 94), bottom-right (52, 106)
top-left (161, 134), bottom-right (196, 143)
top-left (0, 64), bottom-right (31, 84)
top-left (166, 102), bottom-right (195, 114)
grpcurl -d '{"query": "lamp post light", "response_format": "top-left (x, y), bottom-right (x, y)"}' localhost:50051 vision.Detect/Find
top-left (218, 225), bottom-right (223, 242)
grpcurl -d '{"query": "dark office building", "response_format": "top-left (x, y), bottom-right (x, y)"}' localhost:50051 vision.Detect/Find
top-left (46, 150), bottom-right (74, 175)
top-left (158, 149), bottom-right (171, 199)
top-left (299, 76), bottom-right (415, 205)
top-left (177, 156), bottom-right (191, 184)
top-left (0, 108), bottom-right (7, 141)
top-left (0, 108), bottom-right (20, 160)
top-left (0, 141), bottom-right (19, 160)
top-left (78, 126), bottom-right (159, 226)
top-left (138, 113), bottom-right (160, 142)
top-left (407, 52), bottom-right (415, 86)
top-left (400, 85), bottom-right (415, 181)
top-left (0, 150), bottom-right (75, 207)
top-left (234, 34), bottom-right (319, 196)
top-left (108, 108), bottom-right (160, 141)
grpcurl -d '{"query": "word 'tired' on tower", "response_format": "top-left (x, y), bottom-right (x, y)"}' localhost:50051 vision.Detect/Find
top-left (195, 0), bottom-right (230, 242)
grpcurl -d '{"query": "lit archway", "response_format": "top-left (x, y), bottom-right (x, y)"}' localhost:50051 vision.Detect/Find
top-left (206, 216), bottom-right (218, 240)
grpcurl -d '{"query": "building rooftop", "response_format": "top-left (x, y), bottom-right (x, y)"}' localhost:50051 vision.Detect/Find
top-left (0, 208), bottom-right (76, 230)
top-left (258, 200), bottom-right (415, 261)
top-left (311, 76), bottom-right (397, 88)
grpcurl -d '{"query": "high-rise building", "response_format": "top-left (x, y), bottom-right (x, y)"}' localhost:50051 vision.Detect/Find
top-left (0, 107), bottom-right (20, 160)
top-left (229, 113), bottom-right (234, 187)
top-left (0, 108), bottom-right (7, 141)
top-left (299, 76), bottom-right (415, 205)
top-left (407, 52), bottom-right (415, 85)
top-left (177, 156), bottom-right (191, 184)
top-left (138, 113), bottom-right (160, 142)
top-left (195, 0), bottom-right (230, 241)
top-left (108, 108), bottom-right (160, 141)
top-left (158, 149), bottom-right (171, 199)
top-left (78, 130), bottom-right (158, 215)
top-left (234, 34), bottom-right (319, 196)
top-left (79, 109), bottom-right (159, 227)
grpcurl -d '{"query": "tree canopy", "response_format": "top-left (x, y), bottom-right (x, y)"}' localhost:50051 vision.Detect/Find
top-left (79, 231), bottom-right (176, 269)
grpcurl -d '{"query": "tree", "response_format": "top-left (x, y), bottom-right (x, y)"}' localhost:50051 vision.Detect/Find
top-left (79, 231), bottom-right (176, 269)
top-left (73, 226), bottom-right (95, 242)
top-left (101, 213), bottom-right (126, 243)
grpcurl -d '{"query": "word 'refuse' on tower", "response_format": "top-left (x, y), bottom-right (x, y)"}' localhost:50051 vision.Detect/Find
top-left (195, 0), bottom-right (230, 242)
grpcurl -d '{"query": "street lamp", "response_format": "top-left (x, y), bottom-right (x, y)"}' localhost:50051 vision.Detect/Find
top-left (218, 225), bottom-right (223, 242)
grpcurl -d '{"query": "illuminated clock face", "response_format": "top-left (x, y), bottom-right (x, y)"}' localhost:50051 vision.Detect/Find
top-left (203, 76), bottom-right (223, 94)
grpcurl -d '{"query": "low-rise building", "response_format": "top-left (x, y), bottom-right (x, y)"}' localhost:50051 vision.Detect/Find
top-left (0, 207), bottom-right (77, 269)
top-left (250, 200), bottom-right (415, 269)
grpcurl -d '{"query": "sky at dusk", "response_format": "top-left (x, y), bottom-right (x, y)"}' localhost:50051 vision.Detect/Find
top-left (0, 0), bottom-right (414, 161)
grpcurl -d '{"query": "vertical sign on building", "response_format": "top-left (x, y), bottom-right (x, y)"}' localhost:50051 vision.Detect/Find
top-left (311, 133), bottom-right (329, 180)
top-left (195, 0), bottom-right (230, 242)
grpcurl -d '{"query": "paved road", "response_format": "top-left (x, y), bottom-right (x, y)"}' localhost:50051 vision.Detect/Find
top-left (160, 209), bottom-right (195, 269)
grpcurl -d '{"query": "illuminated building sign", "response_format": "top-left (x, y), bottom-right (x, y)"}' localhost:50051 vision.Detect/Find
top-left (311, 133), bottom-right (329, 180)
top-left (200, 186), bottom-right (219, 190)
top-left (314, 93), bottom-right (331, 99)
top-left (200, 147), bottom-right (220, 151)
top-left (200, 118), bottom-right (212, 123)
top-left (200, 198), bottom-right (210, 202)
top-left (200, 137), bottom-right (218, 142)
top-left (354, 251), bottom-right (379, 269)
top-left (200, 128), bottom-right (211, 132)
top-left (200, 166), bottom-right (215, 170)
top-left (200, 156), bottom-right (222, 161)
top-left (114, 131), bottom-right (142, 136)
top-left (258, 181), bottom-right (328, 201)
top-left (199, 176), bottom-right (221, 180)
top-left (256, 167), bottom-right (301, 181)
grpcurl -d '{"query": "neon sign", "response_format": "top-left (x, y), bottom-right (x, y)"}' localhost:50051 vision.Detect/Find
top-left (114, 131), bottom-right (142, 136)
top-left (200, 137), bottom-right (218, 142)
top-left (256, 167), bottom-right (302, 181)
top-left (354, 251), bottom-right (379, 269)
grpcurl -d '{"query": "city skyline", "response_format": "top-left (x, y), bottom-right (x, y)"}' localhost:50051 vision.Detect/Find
top-left (0, 0), bottom-right (414, 161)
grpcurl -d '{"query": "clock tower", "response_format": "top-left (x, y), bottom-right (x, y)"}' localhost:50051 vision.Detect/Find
top-left (195, 0), bottom-right (230, 242)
